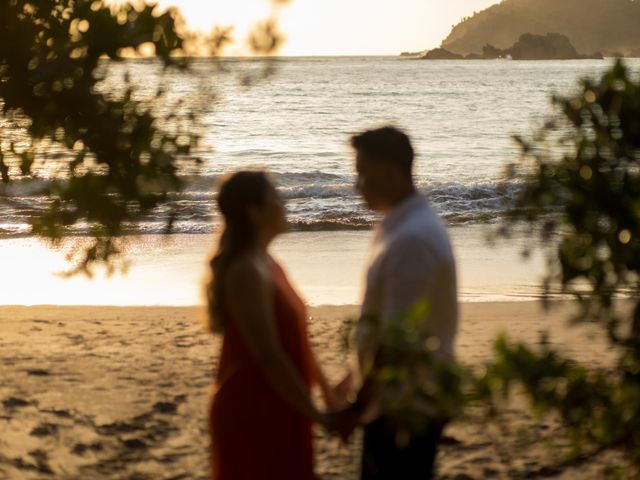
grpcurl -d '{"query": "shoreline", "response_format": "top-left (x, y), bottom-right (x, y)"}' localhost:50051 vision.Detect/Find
top-left (0, 298), bottom-right (548, 308)
top-left (0, 227), bottom-right (548, 306)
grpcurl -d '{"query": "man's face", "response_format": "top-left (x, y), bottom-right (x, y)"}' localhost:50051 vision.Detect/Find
top-left (355, 151), bottom-right (390, 212)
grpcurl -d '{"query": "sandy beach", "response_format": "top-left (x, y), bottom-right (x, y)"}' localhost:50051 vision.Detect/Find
top-left (0, 301), bottom-right (631, 479)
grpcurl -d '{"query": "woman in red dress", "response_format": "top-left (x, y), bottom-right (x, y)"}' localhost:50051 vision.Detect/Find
top-left (206, 171), bottom-right (335, 480)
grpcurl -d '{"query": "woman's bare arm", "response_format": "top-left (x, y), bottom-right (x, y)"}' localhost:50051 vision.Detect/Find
top-left (225, 256), bottom-right (323, 423)
top-left (308, 346), bottom-right (340, 409)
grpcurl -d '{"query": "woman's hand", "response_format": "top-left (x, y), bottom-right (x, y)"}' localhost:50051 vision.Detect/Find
top-left (320, 382), bottom-right (341, 410)
top-left (319, 371), bottom-right (354, 410)
top-left (327, 371), bottom-right (354, 409)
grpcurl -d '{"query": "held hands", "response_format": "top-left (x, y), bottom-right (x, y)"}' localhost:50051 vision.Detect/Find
top-left (332, 371), bottom-right (354, 407)
top-left (315, 408), bottom-right (360, 443)
top-left (320, 371), bottom-right (353, 410)
top-left (324, 407), bottom-right (361, 442)
top-left (316, 372), bottom-right (361, 442)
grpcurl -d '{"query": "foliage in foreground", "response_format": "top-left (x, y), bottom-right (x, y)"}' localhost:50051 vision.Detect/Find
top-left (495, 58), bottom-right (640, 469)
top-left (0, 0), bottom-right (284, 274)
top-left (0, 0), bottom-right (192, 274)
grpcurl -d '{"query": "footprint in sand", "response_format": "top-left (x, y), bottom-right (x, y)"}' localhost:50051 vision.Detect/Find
top-left (2, 397), bottom-right (31, 409)
top-left (122, 438), bottom-right (148, 450)
top-left (30, 422), bottom-right (59, 437)
top-left (12, 450), bottom-right (53, 475)
top-left (483, 467), bottom-right (500, 477)
top-left (72, 441), bottom-right (103, 456)
top-left (41, 408), bottom-right (72, 419)
top-left (523, 465), bottom-right (561, 477)
top-left (97, 420), bottom-right (144, 435)
top-left (153, 401), bottom-right (178, 414)
top-left (156, 452), bottom-right (185, 464)
top-left (64, 334), bottom-right (85, 345)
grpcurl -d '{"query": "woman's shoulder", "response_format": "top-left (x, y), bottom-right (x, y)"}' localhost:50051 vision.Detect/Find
top-left (225, 253), bottom-right (271, 288)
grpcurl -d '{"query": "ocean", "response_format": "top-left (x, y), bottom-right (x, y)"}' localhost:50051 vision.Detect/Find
top-left (2, 57), bottom-right (638, 305)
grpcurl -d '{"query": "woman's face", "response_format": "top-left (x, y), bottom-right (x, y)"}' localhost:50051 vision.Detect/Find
top-left (254, 184), bottom-right (288, 239)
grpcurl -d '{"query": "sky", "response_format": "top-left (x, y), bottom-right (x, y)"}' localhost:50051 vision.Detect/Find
top-left (149, 0), bottom-right (500, 56)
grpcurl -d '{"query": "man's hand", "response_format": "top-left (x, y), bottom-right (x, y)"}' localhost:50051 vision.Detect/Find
top-left (333, 372), bottom-right (354, 404)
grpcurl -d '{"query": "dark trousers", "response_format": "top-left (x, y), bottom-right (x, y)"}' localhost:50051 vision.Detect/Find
top-left (360, 417), bottom-right (444, 480)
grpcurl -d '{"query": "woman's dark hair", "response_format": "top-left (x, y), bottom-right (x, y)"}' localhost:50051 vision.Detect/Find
top-left (206, 171), bottom-right (273, 332)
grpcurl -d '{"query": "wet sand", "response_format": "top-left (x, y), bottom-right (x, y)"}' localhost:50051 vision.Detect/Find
top-left (0, 227), bottom-right (547, 307)
top-left (0, 302), bottom-right (631, 479)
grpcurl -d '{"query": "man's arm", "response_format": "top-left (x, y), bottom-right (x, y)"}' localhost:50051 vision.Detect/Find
top-left (380, 233), bottom-right (439, 326)
top-left (328, 235), bottom-right (441, 440)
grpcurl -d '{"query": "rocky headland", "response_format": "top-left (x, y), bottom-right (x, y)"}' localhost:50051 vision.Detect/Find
top-left (404, 0), bottom-right (640, 60)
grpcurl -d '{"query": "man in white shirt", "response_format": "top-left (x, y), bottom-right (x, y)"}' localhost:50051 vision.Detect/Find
top-left (331, 126), bottom-right (458, 480)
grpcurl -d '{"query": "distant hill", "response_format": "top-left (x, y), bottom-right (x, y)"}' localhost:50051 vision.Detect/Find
top-left (441, 0), bottom-right (640, 57)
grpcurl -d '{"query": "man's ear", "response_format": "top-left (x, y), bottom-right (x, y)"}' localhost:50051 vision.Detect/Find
top-left (383, 163), bottom-right (400, 183)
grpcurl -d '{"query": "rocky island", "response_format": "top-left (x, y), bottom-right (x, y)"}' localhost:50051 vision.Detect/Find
top-left (421, 33), bottom-right (602, 60)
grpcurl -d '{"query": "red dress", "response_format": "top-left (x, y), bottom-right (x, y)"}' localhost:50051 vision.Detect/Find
top-left (209, 259), bottom-right (315, 480)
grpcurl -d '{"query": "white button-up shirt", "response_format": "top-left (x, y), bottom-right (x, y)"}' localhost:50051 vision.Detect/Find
top-left (357, 193), bottom-right (458, 363)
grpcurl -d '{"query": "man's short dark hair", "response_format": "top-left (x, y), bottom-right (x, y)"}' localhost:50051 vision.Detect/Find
top-left (351, 126), bottom-right (414, 176)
